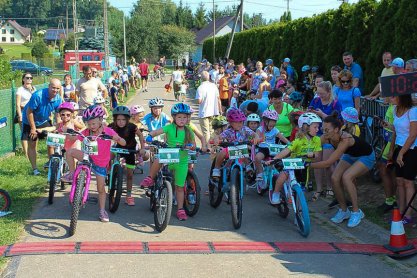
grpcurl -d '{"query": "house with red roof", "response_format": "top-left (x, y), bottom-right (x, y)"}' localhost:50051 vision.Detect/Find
top-left (0, 20), bottom-right (31, 44)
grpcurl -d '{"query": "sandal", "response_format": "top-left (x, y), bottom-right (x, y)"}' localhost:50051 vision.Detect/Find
top-left (311, 191), bottom-right (323, 202)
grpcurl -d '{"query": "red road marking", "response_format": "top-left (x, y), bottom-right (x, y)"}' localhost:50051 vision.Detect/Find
top-left (275, 242), bottom-right (336, 253)
top-left (148, 241), bottom-right (210, 253)
top-left (334, 243), bottom-right (393, 254)
top-left (0, 246), bottom-right (7, 256)
top-left (212, 242), bottom-right (275, 252)
top-left (79, 241), bottom-right (143, 253)
top-left (8, 242), bottom-right (76, 256)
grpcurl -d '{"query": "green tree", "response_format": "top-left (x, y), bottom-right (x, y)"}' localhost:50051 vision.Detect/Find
top-left (194, 2), bottom-right (207, 30)
top-left (280, 11), bottom-right (292, 22)
top-left (31, 40), bottom-right (49, 59)
top-left (64, 33), bottom-right (75, 52)
top-left (158, 25), bottom-right (195, 60)
top-left (162, 0), bottom-right (177, 25)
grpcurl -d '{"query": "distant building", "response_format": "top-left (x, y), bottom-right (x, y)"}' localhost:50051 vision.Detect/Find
top-left (191, 16), bottom-right (247, 62)
top-left (44, 29), bottom-right (73, 44)
top-left (0, 20), bottom-right (31, 44)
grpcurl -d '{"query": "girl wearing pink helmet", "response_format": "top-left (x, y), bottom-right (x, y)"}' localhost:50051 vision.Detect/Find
top-left (254, 110), bottom-right (289, 186)
top-left (211, 108), bottom-right (260, 178)
top-left (56, 102), bottom-right (85, 153)
top-left (63, 105), bottom-right (126, 222)
top-left (129, 104), bottom-right (149, 168)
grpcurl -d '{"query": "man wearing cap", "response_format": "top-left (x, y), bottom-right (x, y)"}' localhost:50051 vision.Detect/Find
top-left (368, 52), bottom-right (395, 100)
top-left (264, 59), bottom-right (280, 88)
top-left (281, 57), bottom-right (295, 82)
top-left (343, 51), bottom-right (364, 92)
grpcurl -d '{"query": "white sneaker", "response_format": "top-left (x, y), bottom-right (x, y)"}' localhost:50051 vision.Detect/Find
top-left (331, 208), bottom-right (351, 224)
top-left (256, 173), bottom-right (263, 181)
top-left (271, 192), bottom-right (281, 205)
top-left (33, 169), bottom-right (41, 176)
top-left (212, 168), bottom-right (221, 178)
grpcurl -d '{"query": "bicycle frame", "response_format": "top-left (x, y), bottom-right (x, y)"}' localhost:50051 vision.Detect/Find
top-left (283, 170), bottom-right (300, 212)
top-left (47, 145), bottom-right (65, 184)
top-left (221, 159), bottom-right (245, 199)
top-left (69, 156), bottom-right (92, 205)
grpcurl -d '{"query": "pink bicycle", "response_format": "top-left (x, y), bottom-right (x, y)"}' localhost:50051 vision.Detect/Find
top-left (65, 129), bottom-right (113, 236)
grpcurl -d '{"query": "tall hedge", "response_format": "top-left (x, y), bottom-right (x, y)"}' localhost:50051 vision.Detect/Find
top-left (202, 0), bottom-right (417, 94)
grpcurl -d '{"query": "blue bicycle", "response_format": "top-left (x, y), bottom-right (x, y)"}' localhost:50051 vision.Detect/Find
top-left (46, 132), bottom-right (68, 204)
top-left (0, 117), bottom-right (11, 216)
top-left (209, 141), bottom-right (251, 229)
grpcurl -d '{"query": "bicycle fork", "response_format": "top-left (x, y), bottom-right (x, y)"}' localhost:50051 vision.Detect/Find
top-left (69, 165), bottom-right (92, 205)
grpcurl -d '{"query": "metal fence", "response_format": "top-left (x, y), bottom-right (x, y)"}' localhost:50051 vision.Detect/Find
top-left (360, 97), bottom-right (389, 145)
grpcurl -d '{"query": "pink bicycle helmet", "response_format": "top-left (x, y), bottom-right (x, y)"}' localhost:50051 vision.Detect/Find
top-left (262, 110), bottom-right (279, 121)
top-left (58, 102), bottom-right (75, 113)
top-left (226, 108), bottom-right (246, 122)
top-left (130, 105), bottom-right (145, 115)
top-left (82, 105), bottom-right (105, 122)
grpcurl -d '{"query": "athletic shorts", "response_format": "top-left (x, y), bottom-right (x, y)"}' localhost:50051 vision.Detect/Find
top-left (221, 99), bottom-right (229, 107)
top-left (141, 75), bottom-right (148, 80)
top-left (121, 152), bottom-right (136, 170)
top-left (393, 146), bottom-right (417, 181)
top-left (168, 159), bottom-right (188, 187)
top-left (92, 163), bottom-right (108, 177)
top-left (21, 121), bottom-right (52, 141)
top-left (341, 151), bottom-right (375, 170)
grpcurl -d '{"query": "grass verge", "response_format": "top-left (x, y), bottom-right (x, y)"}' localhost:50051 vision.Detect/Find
top-left (0, 144), bottom-right (49, 271)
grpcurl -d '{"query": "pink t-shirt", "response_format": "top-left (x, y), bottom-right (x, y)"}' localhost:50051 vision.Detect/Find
top-left (77, 127), bottom-right (117, 167)
top-left (57, 122), bottom-right (78, 150)
top-left (138, 63), bottom-right (149, 76)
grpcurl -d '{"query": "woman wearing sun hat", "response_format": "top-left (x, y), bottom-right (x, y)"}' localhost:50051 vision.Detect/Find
top-left (341, 107), bottom-right (360, 136)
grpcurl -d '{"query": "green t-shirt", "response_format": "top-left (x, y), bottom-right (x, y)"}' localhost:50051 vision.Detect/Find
top-left (288, 135), bottom-right (322, 159)
top-left (269, 103), bottom-right (294, 137)
top-left (163, 123), bottom-right (195, 160)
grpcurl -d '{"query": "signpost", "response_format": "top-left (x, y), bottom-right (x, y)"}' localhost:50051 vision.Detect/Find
top-left (380, 72), bottom-right (417, 97)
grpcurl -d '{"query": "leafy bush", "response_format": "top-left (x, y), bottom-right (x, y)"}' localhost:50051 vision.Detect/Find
top-left (0, 57), bottom-right (22, 89)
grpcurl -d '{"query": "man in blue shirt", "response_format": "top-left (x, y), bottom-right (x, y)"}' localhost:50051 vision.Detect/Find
top-left (264, 59), bottom-right (280, 88)
top-left (343, 51), bottom-right (364, 93)
top-left (22, 78), bottom-right (62, 175)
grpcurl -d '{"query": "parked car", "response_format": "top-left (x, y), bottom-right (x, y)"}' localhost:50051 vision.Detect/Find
top-left (10, 60), bottom-right (53, 76)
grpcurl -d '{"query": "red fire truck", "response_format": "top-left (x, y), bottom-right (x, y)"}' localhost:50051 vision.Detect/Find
top-left (64, 50), bottom-right (106, 71)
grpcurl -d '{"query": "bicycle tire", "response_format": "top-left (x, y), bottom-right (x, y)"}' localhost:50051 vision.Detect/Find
top-left (48, 158), bottom-right (60, 205)
top-left (0, 189), bottom-right (11, 211)
top-left (209, 159), bottom-right (223, 208)
top-left (230, 167), bottom-right (243, 229)
top-left (69, 170), bottom-right (85, 236)
top-left (293, 184), bottom-right (311, 237)
top-left (276, 189), bottom-right (289, 218)
top-left (61, 160), bottom-right (69, 190)
top-left (184, 170), bottom-right (201, 217)
top-left (154, 180), bottom-right (173, 232)
top-left (108, 164), bottom-right (123, 213)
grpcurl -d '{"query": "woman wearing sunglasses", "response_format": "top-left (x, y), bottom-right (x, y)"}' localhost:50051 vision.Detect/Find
top-left (16, 72), bottom-right (36, 157)
top-left (334, 70), bottom-right (361, 115)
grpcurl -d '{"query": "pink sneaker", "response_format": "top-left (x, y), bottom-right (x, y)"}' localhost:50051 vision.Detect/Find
top-left (62, 172), bottom-right (74, 183)
top-left (176, 209), bottom-right (187, 221)
top-left (125, 196), bottom-right (135, 206)
top-left (140, 176), bottom-right (154, 188)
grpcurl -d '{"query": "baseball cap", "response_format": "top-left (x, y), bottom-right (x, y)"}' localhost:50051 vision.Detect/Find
top-left (265, 59), bottom-right (273, 66)
top-left (283, 58), bottom-right (291, 63)
top-left (390, 57), bottom-right (404, 68)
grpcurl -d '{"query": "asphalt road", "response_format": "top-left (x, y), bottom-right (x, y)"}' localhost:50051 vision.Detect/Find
top-left (1, 79), bottom-right (414, 278)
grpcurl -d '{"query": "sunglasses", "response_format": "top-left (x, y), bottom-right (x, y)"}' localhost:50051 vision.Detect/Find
top-left (25, 76), bottom-right (33, 80)
top-left (341, 80), bottom-right (351, 84)
top-left (60, 113), bottom-right (72, 117)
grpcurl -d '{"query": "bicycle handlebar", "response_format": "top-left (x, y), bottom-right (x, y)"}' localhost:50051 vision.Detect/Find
top-left (64, 128), bottom-right (113, 141)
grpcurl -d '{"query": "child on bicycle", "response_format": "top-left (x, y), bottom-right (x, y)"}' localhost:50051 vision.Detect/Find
top-left (63, 105), bottom-right (126, 222)
top-left (142, 97), bottom-right (171, 142)
top-left (108, 106), bottom-right (145, 206)
top-left (209, 116), bottom-right (228, 158)
top-left (255, 110), bottom-right (289, 186)
top-left (267, 112), bottom-right (322, 204)
top-left (129, 105), bottom-right (149, 165)
top-left (56, 102), bottom-right (85, 155)
top-left (341, 107), bottom-right (360, 137)
top-left (211, 108), bottom-right (259, 178)
top-left (140, 103), bottom-right (195, 221)
top-left (246, 113), bottom-right (261, 132)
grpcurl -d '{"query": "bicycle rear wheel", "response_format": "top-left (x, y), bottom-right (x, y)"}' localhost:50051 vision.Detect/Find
top-left (108, 164), bottom-right (123, 213)
top-left (0, 189), bottom-right (11, 212)
top-left (154, 180), bottom-right (173, 232)
top-left (160, 72), bottom-right (166, 81)
top-left (209, 159), bottom-right (223, 208)
top-left (230, 168), bottom-right (243, 229)
top-left (293, 184), bottom-right (311, 237)
top-left (48, 158), bottom-right (60, 205)
top-left (184, 170), bottom-right (201, 217)
top-left (69, 170), bottom-right (86, 236)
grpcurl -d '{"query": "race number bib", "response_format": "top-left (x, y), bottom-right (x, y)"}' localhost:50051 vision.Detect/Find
top-left (228, 145), bottom-right (249, 159)
top-left (82, 139), bottom-right (98, 155)
top-left (282, 158), bottom-right (304, 170)
top-left (46, 133), bottom-right (66, 147)
top-left (263, 143), bottom-right (286, 157)
top-left (158, 148), bottom-right (180, 163)
top-left (188, 151), bottom-right (198, 164)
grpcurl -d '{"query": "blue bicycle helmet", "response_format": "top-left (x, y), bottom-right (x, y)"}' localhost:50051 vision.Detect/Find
top-left (311, 66), bottom-right (319, 73)
top-left (301, 65), bottom-right (311, 72)
top-left (171, 103), bottom-right (192, 115)
top-left (289, 91), bottom-right (303, 102)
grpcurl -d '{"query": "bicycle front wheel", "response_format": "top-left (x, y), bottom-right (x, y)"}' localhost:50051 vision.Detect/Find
top-left (209, 159), bottom-right (223, 208)
top-left (184, 170), bottom-right (201, 217)
top-left (293, 184), bottom-right (311, 237)
top-left (154, 180), bottom-right (173, 232)
top-left (108, 164), bottom-right (123, 213)
top-left (230, 167), bottom-right (243, 229)
top-left (48, 158), bottom-right (60, 205)
top-left (0, 189), bottom-right (11, 212)
top-left (69, 170), bottom-right (86, 236)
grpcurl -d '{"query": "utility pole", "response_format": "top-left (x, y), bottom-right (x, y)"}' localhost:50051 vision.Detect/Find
top-left (66, 1), bottom-right (69, 39)
top-left (123, 15), bottom-right (127, 68)
top-left (103, 0), bottom-right (110, 70)
top-left (73, 0), bottom-right (79, 78)
top-left (240, 0), bottom-right (243, 31)
top-left (212, 0), bottom-right (215, 63)
top-left (285, 0), bottom-right (290, 13)
top-left (225, 1), bottom-right (242, 59)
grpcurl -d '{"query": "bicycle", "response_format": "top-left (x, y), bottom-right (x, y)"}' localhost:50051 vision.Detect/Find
top-left (182, 149), bottom-right (205, 217)
top-left (45, 132), bottom-right (69, 204)
top-left (0, 116), bottom-right (12, 217)
top-left (208, 141), bottom-right (251, 229)
top-left (151, 68), bottom-right (166, 81)
top-left (107, 147), bottom-right (137, 213)
top-left (65, 129), bottom-right (113, 236)
top-left (257, 143), bottom-right (287, 196)
top-left (269, 157), bottom-right (311, 237)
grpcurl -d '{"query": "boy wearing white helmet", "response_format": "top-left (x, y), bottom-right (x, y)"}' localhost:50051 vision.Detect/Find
top-left (142, 97), bottom-right (171, 142)
top-left (246, 113), bottom-right (261, 132)
top-left (266, 112), bottom-right (322, 205)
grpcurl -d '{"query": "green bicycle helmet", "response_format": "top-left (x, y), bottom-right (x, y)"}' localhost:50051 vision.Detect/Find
top-left (212, 115), bottom-right (228, 129)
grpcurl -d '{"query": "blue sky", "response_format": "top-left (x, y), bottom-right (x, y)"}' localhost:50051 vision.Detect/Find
top-left (109, 0), bottom-right (360, 20)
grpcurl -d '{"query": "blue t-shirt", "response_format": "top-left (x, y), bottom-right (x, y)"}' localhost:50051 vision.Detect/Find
top-left (286, 65), bottom-right (295, 81)
top-left (142, 112), bottom-right (170, 132)
top-left (344, 62), bottom-right (363, 92)
top-left (310, 98), bottom-right (342, 136)
top-left (22, 88), bottom-right (62, 126)
top-left (239, 100), bottom-right (268, 116)
top-left (110, 87), bottom-right (118, 102)
top-left (335, 87), bottom-right (361, 111)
